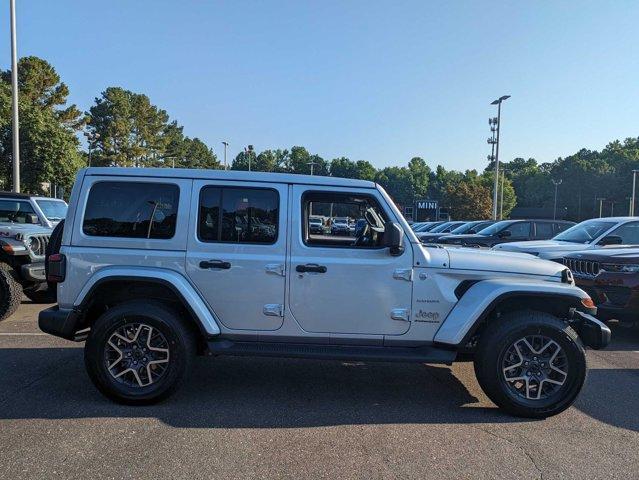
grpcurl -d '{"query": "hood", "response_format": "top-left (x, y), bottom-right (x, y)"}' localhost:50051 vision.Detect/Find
top-left (446, 247), bottom-right (566, 277)
top-left (565, 247), bottom-right (639, 263)
top-left (0, 223), bottom-right (52, 238)
top-left (493, 240), bottom-right (589, 253)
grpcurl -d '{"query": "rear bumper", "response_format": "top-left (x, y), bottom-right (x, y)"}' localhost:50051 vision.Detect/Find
top-left (38, 305), bottom-right (82, 341)
top-left (570, 310), bottom-right (611, 350)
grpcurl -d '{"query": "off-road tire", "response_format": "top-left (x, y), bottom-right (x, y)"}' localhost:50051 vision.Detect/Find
top-left (84, 300), bottom-right (196, 405)
top-left (474, 310), bottom-right (587, 418)
top-left (0, 263), bottom-right (23, 321)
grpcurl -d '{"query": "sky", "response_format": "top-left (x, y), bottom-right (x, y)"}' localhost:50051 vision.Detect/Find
top-left (2, 0), bottom-right (638, 172)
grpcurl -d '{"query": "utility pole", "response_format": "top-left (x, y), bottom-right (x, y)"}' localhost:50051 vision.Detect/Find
top-left (489, 95), bottom-right (510, 220)
top-left (245, 145), bottom-right (254, 172)
top-left (551, 178), bottom-right (562, 220)
top-left (595, 197), bottom-right (605, 218)
top-left (222, 141), bottom-right (229, 170)
top-left (10, 0), bottom-right (20, 192)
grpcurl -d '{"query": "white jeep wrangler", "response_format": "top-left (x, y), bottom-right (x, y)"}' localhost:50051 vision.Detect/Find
top-left (39, 168), bottom-right (610, 418)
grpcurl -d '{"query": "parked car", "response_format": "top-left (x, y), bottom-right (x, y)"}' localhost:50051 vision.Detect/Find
top-left (416, 221), bottom-right (466, 243)
top-left (432, 220), bottom-right (496, 244)
top-left (40, 167), bottom-right (609, 418)
top-left (413, 221), bottom-right (445, 233)
top-left (439, 219), bottom-right (574, 248)
top-left (309, 216), bottom-right (325, 235)
top-left (0, 192), bottom-right (65, 319)
top-left (562, 247), bottom-right (639, 323)
top-left (493, 217), bottom-right (639, 260)
top-left (330, 217), bottom-right (354, 236)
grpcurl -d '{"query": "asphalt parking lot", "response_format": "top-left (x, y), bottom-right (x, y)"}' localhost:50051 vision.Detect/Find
top-left (1, 302), bottom-right (638, 479)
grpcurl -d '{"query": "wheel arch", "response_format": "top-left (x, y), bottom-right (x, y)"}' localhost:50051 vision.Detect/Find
top-left (74, 268), bottom-right (220, 339)
top-left (434, 278), bottom-right (591, 348)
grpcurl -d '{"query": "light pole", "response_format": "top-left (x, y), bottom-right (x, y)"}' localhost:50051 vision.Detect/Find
top-left (84, 131), bottom-right (100, 167)
top-left (245, 145), bottom-right (254, 171)
top-left (307, 161), bottom-right (318, 175)
top-left (222, 141), bottom-right (229, 170)
top-left (490, 95), bottom-right (510, 220)
top-left (551, 178), bottom-right (562, 220)
top-left (631, 169), bottom-right (639, 216)
top-left (10, 0), bottom-right (20, 192)
top-left (595, 197), bottom-right (605, 218)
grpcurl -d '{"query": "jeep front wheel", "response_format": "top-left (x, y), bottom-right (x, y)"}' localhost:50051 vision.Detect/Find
top-left (84, 301), bottom-right (196, 405)
top-left (474, 310), bottom-right (587, 418)
top-left (0, 263), bottom-right (22, 321)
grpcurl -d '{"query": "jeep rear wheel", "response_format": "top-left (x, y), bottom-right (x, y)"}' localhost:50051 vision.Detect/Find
top-left (84, 301), bottom-right (196, 405)
top-left (0, 263), bottom-right (22, 321)
top-left (474, 310), bottom-right (587, 418)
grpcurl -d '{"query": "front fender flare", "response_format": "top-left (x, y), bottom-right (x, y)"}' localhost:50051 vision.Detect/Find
top-left (434, 278), bottom-right (590, 346)
top-left (74, 267), bottom-right (221, 336)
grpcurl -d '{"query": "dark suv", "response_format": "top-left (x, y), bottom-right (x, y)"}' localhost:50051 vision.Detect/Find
top-left (438, 219), bottom-right (575, 248)
top-left (562, 247), bottom-right (639, 323)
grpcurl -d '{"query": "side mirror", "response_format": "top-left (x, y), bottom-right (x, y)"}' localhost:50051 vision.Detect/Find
top-left (498, 230), bottom-right (512, 238)
top-left (598, 235), bottom-right (623, 246)
top-left (384, 222), bottom-right (405, 256)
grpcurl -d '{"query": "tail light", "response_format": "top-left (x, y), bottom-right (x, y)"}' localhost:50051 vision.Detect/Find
top-left (47, 253), bottom-right (66, 283)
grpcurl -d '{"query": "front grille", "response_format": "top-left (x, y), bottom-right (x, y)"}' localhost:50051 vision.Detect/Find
top-left (563, 258), bottom-right (600, 277)
top-left (27, 234), bottom-right (50, 257)
top-left (596, 285), bottom-right (632, 306)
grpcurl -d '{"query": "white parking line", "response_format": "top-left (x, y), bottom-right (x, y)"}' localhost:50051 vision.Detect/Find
top-left (0, 333), bottom-right (47, 336)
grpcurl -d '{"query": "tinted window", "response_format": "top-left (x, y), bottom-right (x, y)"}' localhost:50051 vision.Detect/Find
top-left (554, 222), bottom-right (571, 234)
top-left (83, 182), bottom-right (179, 239)
top-left (505, 222), bottom-right (531, 238)
top-left (198, 187), bottom-right (278, 244)
top-left (608, 222), bottom-right (639, 244)
top-left (554, 220), bottom-right (615, 244)
top-left (0, 200), bottom-right (38, 224)
top-left (35, 199), bottom-right (67, 221)
top-left (535, 222), bottom-right (553, 238)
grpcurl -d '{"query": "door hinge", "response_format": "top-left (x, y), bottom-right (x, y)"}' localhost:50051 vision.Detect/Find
top-left (391, 308), bottom-right (410, 322)
top-left (393, 268), bottom-right (413, 281)
top-left (265, 263), bottom-right (285, 276)
top-left (263, 304), bottom-right (284, 317)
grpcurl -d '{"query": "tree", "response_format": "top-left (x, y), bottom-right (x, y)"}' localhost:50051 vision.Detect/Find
top-left (375, 166), bottom-right (415, 207)
top-left (0, 56), bottom-right (85, 193)
top-left (442, 179), bottom-right (493, 220)
top-left (408, 157), bottom-right (430, 198)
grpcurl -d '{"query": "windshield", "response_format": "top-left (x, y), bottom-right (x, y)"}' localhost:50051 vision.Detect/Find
top-left (35, 199), bottom-right (68, 222)
top-left (0, 200), bottom-right (39, 224)
top-left (451, 221), bottom-right (480, 234)
top-left (553, 220), bottom-right (616, 244)
top-left (477, 221), bottom-right (515, 235)
top-left (413, 223), bottom-right (431, 232)
top-left (429, 222), bottom-right (453, 233)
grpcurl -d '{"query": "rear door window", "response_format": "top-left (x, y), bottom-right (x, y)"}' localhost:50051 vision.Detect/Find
top-left (83, 182), bottom-right (179, 239)
top-left (534, 222), bottom-right (554, 239)
top-left (505, 221), bottom-right (531, 239)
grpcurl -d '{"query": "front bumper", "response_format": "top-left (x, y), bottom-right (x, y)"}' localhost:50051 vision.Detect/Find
top-left (570, 310), bottom-right (611, 350)
top-left (38, 305), bottom-right (82, 341)
top-left (21, 261), bottom-right (46, 282)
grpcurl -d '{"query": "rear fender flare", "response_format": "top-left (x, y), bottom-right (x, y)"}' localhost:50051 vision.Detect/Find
top-left (74, 267), bottom-right (221, 336)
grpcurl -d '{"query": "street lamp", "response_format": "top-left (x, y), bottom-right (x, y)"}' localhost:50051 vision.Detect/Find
top-left (307, 161), bottom-right (318, 175)
top-left (551, 178), bottom-right (562, 220)
top-left (244, 145), bottom-right (254, 171)
top-left (222, 141), bottom-right (229, 170)
top-left (595, 197), bottom-right (606, 218)
top-left (489, 95), bottom-right (510, 220)
top-left (631, 169), bottom-right (639, 216)
top-left (10, 0), bottom-right (20, 192)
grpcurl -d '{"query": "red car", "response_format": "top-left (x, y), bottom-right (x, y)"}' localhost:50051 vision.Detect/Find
top-left (562, 247), bottom-right (639, 323)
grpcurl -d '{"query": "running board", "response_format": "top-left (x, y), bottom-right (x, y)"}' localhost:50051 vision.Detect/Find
top-left (206, 340), bottom-right (457, 364)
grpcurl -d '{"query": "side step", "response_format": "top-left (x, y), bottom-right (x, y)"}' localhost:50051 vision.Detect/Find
top-left (207, 340), bottom-right (457, 364)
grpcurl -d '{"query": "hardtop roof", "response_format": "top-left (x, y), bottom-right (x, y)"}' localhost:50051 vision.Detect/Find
top-left (83, 167), bottom-right (377, 189)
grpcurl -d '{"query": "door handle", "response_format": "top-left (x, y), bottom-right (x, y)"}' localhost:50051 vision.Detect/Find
top-left (296, 263), bottom-right (327, 273)
top-left (199, 260), bottom-right (231, 270)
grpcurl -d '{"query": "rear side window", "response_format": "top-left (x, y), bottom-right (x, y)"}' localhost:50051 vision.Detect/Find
top-left (83, 182), bottom-right (179, 239)
top-left (535, 222), bottom-right (553, 238)
top-left (198, 186), bottom-right (278, 244)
